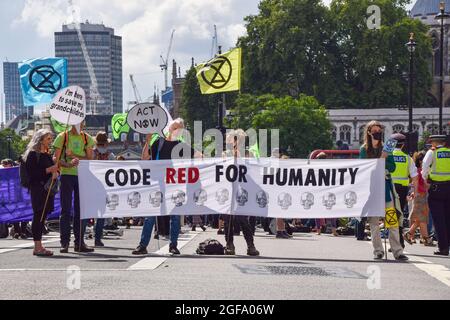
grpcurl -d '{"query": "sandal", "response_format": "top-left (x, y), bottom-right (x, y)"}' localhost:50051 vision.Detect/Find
top-left (33, 249), bottom-right (54, 257)
top-left (404, 232), bottom-right (415, 245)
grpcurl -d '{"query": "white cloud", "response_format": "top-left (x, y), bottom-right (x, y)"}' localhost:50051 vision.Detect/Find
top-left (13, 0), bottom-right (260, 107)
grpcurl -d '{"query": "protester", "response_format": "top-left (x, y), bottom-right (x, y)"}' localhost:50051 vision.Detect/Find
top-left (53, 122), bottom-right (95, 253)
top-left (222, 129), bottom-right (259, 256)
top-left (404, 151), bottom-right (434, 247)
top-left (92, 131), bottom-right (116, 247)
top-left (133, 118), bottom-right (200, 255)
top-left (360, 120), bottom-right (408, 261)
top-left (23, 129), bottom-right (59, 256)
top-left (422, 135), bottom-right (450, 256)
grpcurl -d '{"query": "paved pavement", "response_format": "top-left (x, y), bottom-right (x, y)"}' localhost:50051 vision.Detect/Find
top-left (0, 225), bottom-right (449, 300)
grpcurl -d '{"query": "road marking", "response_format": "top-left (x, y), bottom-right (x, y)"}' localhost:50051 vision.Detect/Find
top-left (127, 232), bottom-right (199, 271)
top-left (0, 239), bottom-right (60, 254)
top-left (365, 240), bottom-right (450, 287)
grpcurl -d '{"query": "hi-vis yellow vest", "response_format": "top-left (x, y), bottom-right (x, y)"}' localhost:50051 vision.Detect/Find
top-left (430, 147), bottom-right (450, 182)
top-left (392, 149), bottom-right (410, 186)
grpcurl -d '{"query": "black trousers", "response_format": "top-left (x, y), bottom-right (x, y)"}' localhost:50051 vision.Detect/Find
top-left (428, 182), bottom-right (450, 253)
top-left (30, 183), bottom-right (54, 242)
top-left (394, 184), bottom-right (409, 248)
top-left (224, 215), bottom-right (254, 247)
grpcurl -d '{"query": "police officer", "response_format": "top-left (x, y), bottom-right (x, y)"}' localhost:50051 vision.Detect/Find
top-left (422, 135), bottom-right (450, 256)
top-left (391, 133), bottom-right (418, 246)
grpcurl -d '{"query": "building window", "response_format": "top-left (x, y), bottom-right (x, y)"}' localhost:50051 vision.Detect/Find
top-left (339, 125), bottom-right (352, 144)
top-left (412, 124), bottom-right (420, 133)
top-left (392, 124), bottom-right (405, 133)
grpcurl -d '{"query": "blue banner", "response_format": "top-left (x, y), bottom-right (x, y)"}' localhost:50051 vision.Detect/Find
top-left (0, 168), bottom-right (60, 223)
top-left (19, 57), bottom-right (68, 106)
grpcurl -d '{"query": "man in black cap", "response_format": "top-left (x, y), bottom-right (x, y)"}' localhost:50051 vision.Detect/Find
top-left (390, 133), bottom-right (418, 247)
top-left (422, 135), bottom-right (450, 256)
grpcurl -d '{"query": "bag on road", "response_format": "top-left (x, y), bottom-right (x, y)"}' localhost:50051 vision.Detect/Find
top-left (196, 238), bottom-right (224, 255)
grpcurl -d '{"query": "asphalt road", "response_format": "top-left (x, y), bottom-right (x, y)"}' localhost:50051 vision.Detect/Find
top-left (0, 225), bottom-right (449, 300)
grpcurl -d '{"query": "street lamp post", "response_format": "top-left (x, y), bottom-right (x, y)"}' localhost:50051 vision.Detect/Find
top-left (6, 135), bottom-right (13, 159)
top-left (435, 2), bottom-right (450, 135)
top-left (406, 33), bottom-right (416, 134)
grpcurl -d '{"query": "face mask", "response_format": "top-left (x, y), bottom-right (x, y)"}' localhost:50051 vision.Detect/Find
top-left (371, 132), bottom-right (382, 141)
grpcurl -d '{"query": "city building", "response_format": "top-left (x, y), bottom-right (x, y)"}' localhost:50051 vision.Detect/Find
top-left (2, 62), bottom-right (25, 122)
top-left (328, 107), bottom-right (450, 149)
top-left (54, 22), bottom-right (123, 115)
top-left (410, 0), bottom-right (450, 107)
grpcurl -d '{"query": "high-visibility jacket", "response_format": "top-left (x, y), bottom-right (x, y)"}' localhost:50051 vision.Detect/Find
top-left (430, 147), bottom-right (450, 182)
top-left (392, 149), bottom-right (410, 186)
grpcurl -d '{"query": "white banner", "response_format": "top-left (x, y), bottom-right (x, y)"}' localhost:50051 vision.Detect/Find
top-left (78, 158), bottom-right (385, 219)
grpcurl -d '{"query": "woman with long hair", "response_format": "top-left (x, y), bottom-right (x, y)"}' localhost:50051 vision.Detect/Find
top-left (359, 121), bottom-right (408, 260)
top-left (404, 151), bottom-right (435, 246)
top-left (23, 129), bottom-right (59, 256)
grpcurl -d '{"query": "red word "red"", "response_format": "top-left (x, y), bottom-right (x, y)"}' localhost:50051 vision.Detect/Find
top-left (166, 168), bottom-right (200, 184)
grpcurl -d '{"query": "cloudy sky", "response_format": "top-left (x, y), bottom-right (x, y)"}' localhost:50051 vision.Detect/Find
top-left (0, 0), bottom-right (416, 121)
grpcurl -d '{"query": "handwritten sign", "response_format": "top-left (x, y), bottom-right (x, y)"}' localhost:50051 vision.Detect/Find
top-left (127, 103), bottom-right (169, 137)
top-left (49, 85), bottom-right (86, 125)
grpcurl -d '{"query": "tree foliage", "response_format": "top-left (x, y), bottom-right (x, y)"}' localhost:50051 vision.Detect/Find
top-left (0, 129), bottom-right (29, 161)
top-left (227, 94), bottom-right (333, 158)
top-left (237, 0), bottom-right (433, 109)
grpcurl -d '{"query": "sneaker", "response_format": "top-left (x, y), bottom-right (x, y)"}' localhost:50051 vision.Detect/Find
top-left (224, 244), bottom-right (235, 255)
top-left (374, 252), bottom-right (384, 260)
top-left (13, 233), bottom-right (20, 239)
top-left (284, 231), bottom-right (294, 238)
top-left (434, 250), bottom-right (449, 256)
top-left (132, 246), bottom-right (148, 255)
top-left (247, 246), bottom-right (260, 256)
top-left (395, 254), bottom-right (409, 261)
top-left (20, 233), bottom-right (28, 240)
top-left (217, 229), bottom-right (224, 235)
top-left (60, 245), bottom-right (69, 254)
top-left (95, 240), bottom-right (105, 247)
top-left (276, 231), bottom-right (290, 239)
top-left (169, 245), bottom-right (180, 255)
top-left (200, 225), bottom-right (207, 232)
top-left (74, 244), bottom-right (95, 253)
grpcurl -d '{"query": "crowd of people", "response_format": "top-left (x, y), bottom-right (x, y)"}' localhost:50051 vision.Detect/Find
top-left (0, 118), bottom-right (449, 260)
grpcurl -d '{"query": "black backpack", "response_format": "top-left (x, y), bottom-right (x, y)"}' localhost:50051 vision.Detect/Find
top-left (19, 153), bottom-right (40, 189)
top-left (196, 238), bottom-right (225, 255)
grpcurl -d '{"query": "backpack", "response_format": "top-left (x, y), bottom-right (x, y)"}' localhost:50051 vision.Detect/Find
top-left (20, 153), bottom-right (40, 189)
top-left (196, 238), bottom-right (225, 255)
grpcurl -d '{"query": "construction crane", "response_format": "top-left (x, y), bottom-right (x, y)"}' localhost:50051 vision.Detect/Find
top-left (128, 74), bottom-right (142, 108)
top-left (67, 0), bottom-right (104, 114)
top-left (160, 29), bottom-right (175, 90)
top-left (210, 25), bottom-right (219, 58)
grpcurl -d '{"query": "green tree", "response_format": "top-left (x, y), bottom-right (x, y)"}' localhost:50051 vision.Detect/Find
top-left (179, 67), bottom-right (218, 133)
top-left (238, 0), bottom-right (343, 102)
top-left (227, 94), bottom-right (333, 158)
top-left (330, 0), bottom-right (432, 108)
top-left (237, 0), bottom-right (432, 109)
top-left (0, 129), bottom-right (29, 161)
